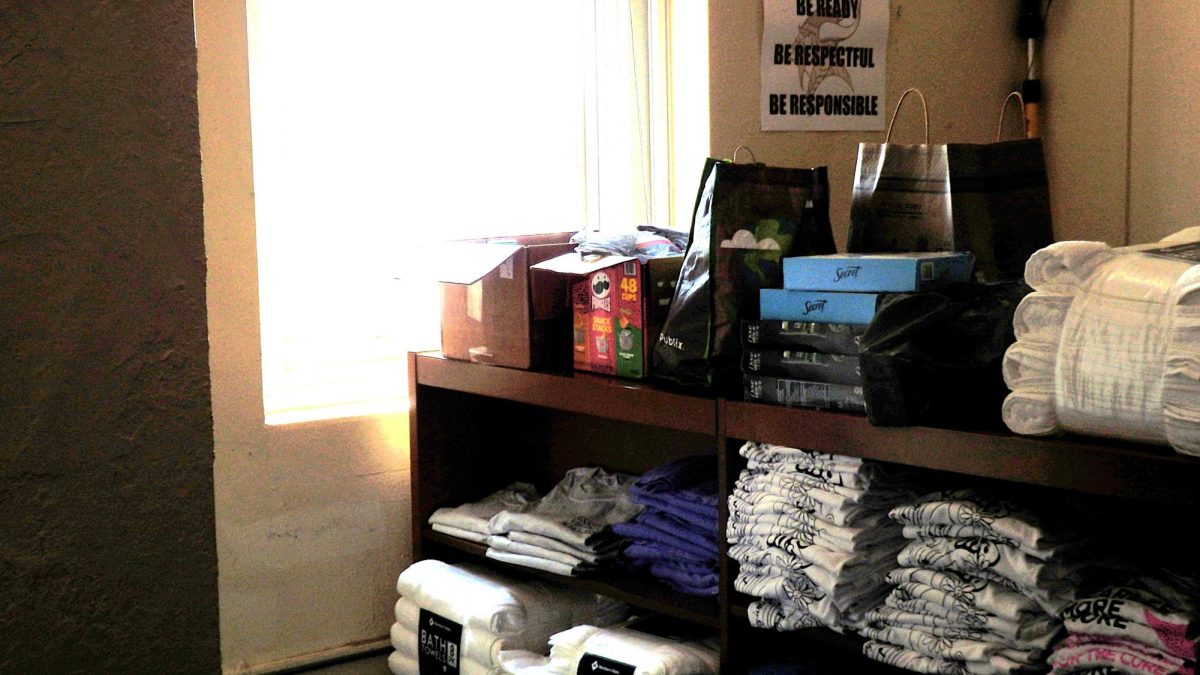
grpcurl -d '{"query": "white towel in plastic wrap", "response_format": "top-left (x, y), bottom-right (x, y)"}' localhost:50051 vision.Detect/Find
top-left (1003, 231), bottom-right (1200, 455)
top-left (390, 559), bottom-right (628, 675)
top-left (1011, 292), bottom-right (1072, 344)
top-left (537, 624), bottom-right (720, 675)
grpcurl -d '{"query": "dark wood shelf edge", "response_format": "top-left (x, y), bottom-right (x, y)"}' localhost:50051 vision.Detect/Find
top-left (722, 400), bottom-right (1200, 506)
top-left (422, 529), bottom-right (721, 629)
top-left (413, 352), bottom-right (716, 435)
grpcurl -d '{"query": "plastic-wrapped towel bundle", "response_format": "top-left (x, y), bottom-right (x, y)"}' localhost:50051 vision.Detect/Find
top-left (1165, 264), bottom-right (1200, 456)
top-left (536, 624), bottom-right (720, 675)
top-left (389, 560), bottom-right (628, 675)
top-left (1003, 231), bottom-right (1200, 455)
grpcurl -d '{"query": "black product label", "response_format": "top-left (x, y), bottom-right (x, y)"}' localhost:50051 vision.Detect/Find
top-left (576, 653), bottom-right (637, 675)
top-left (417, 609), bottom-right (462, 674)
top-left (1144, 240), bottom-right (1200, 262)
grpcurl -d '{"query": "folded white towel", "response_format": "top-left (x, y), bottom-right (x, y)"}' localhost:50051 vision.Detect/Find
top-left (1012, 292), bottom-right (1072, 344)
top-left (392, 599), bottom-right (505, 665)
top-left (543, 625), bottom-right (720, 675)
top-left (1024, 240), bottom-right (1112, 293)
top-left (395, 560), bottom-right (602, 640)
top-left (388, 649), bottom-right (500, 675)
top-left (1001, 341), bottom-right (1056, 394)
top-left (1001, 390), bottom-right (1060, 436)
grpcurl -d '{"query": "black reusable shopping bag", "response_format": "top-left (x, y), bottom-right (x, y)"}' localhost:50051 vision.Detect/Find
top-left (848, 90), bottom-right (1054, 282)
top-left (859, 280), bottom-right (1029, 430)
top-left (652, 154), bottom-right (836, 392)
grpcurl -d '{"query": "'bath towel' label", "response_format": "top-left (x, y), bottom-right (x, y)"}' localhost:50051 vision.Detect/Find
top-left (418, 608), bottom-right (462, 674)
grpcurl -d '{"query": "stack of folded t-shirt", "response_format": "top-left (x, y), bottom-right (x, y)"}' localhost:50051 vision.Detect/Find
top-left (727, 441), bottom-right (916, 632)
top-left (486, 467), bottom-right (643, 577)
top-left (612, 455), bottom-right (721, 596)
top-left (389, 560), bottom-right (628, 675)
top-left (1051, 572), bottom-right (1198, 675)
top-left (862, 488), bottom-right (1087, 675)
top-left (429, 482), bottom-right (541, 543)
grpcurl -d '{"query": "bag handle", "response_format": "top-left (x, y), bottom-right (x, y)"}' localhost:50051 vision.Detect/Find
top-left (732, 145), bottom-right (759, 164)
top-left (884, 88), bottom-right (929, 144)
top-left (996, 91), bottom-right (1026, 141)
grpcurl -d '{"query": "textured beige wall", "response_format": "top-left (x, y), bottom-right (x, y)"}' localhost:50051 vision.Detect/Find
top-left (1129, 1), bottom-right (1200, 244)
top-left (0, 2), bottom-right (220, 671)
top-left (709, 1), bottom-right (1030, 250)
top-left (1041, 0), bottom-right (1131, 245)
top-left (196, 1), bottom-right (412, 671)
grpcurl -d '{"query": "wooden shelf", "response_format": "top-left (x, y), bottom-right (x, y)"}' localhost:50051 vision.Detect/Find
top-left (721, 400), bottom-right (1200, 506)
top-left (414, 352), bottom-right (716, 435)
top-left (423, 529), bottom-right (721, 628)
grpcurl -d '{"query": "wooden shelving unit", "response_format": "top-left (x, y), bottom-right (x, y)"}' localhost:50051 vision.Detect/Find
top-left (407, 351), bottom-right (1200, 671)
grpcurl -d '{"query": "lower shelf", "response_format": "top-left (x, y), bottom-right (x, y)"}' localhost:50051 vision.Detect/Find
top-left (422, 529), bottom-right (722, 628)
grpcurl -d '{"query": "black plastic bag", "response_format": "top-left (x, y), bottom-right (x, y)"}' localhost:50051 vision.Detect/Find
top-left (652, 158), bottom-right (836, 391)
top-left (859, 281), bottom-right (1029, 429)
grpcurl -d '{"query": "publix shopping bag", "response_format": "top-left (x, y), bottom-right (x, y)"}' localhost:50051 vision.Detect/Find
top-left (848, 89), bottom-right (1053, 282)
top-left (652, 154), bottom-right (836, 391)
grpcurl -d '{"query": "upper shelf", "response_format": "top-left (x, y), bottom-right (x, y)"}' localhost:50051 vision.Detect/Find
top-left (722, 401), bottom-right (1200, 507)
top-left (412, 352), bottom-right (717, 436)
top-left (412, 353), bottom-right (1200, 507)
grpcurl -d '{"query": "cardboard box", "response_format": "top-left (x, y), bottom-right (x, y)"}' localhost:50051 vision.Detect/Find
top-left (438, 233), bottom-right (576, 370)
top-left (782, 251), bottom-right (975, 292)
top-left (532, 253), bottom-right (683, 379)
top-left (760, 289), bottom-right (885, 325)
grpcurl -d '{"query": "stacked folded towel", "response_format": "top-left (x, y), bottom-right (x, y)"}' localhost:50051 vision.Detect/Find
top-left (612, 456), bottom-right (720, 596)
top-left (1002, 230), bottom-right (1200, 456)
top-left (486, 467), bottom-right (643, 577)
top-left (862, 488), bottom-right (1090, 674)
top-left (389, 560), bottom-right (627, 675)
top-left (502, 624), bottom-right (720, 674)
top-left (727, 441), bottom-right (916, 632)
top-left (1051, 573), bottom-right (1198, 675)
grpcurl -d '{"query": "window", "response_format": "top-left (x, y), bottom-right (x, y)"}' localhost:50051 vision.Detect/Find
top-left (246, 1), bottom-right (709, 424)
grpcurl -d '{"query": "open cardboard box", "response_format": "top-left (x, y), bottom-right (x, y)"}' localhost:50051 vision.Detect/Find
top-left (532, 253), bottom-right (683, 379)
top-left (437, 232), bottom-right (576, 370)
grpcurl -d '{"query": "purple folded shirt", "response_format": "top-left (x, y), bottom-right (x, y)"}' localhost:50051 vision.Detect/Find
top-left (637, 510), bottom-right (718, 553)
top-left (612, 522), bottom-right (717, 562)
top-left (630, 491), bottom-right (719, 530)
top-left (649, 560), bottom-right (719, 597)
top-left (632, 455), bottom-right (715, 494)
top-left (621, 539), bottom-right (715, 565)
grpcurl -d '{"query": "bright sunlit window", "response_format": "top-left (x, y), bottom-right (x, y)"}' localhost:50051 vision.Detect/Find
top-left (245, 1), bottom-right (709, 424)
